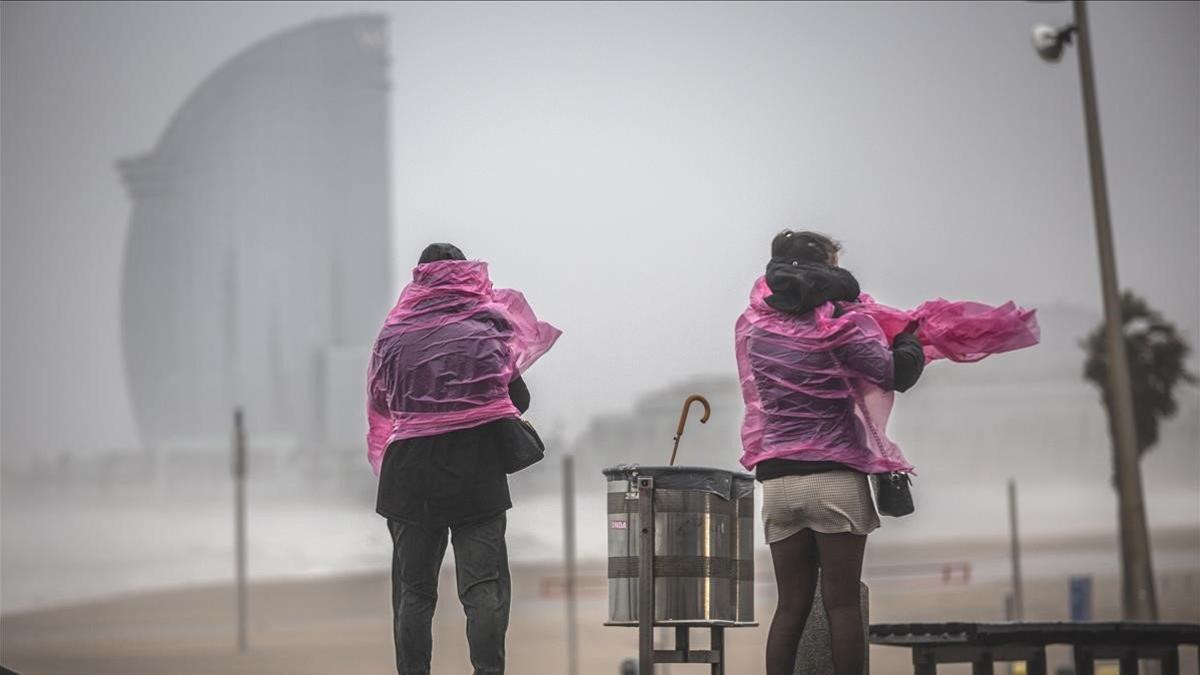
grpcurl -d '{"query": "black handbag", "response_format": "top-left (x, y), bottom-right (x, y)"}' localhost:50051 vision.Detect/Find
top-left (500, 417), bottom-right (545, 474)
top-left (874, 472), bottom-right (914, 517)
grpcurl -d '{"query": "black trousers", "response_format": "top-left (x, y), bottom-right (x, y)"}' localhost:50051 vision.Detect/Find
top-left (388, 513), bottom-right (511, 675)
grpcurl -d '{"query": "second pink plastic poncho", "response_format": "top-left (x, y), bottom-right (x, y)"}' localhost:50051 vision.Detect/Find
top-left (367, 260), bottom-right (561, 474)
top-left (737, 278), bottom-right (1039, 474)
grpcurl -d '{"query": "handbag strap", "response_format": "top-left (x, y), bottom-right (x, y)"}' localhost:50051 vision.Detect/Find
top-left (829, 349), bottom-right (895, 475)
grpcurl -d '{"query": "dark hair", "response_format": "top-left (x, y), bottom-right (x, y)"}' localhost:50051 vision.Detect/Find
top-left (770, 230), bottom-right (840, 265)
top-left (418, 243), bottom-right (466, 264)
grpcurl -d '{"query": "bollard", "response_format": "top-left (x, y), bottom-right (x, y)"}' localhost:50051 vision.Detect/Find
top-left (794, 574), bottom-right (869, 674)
top-left (232, 407), bottom-right (247, 653)
top-left (619, 657), bottom-right (638, 675)
top-left (563, 454), bottom-right (578, 675)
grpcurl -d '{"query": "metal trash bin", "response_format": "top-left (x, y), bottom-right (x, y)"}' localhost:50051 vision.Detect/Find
top-left (604, 465), bottom-right (756, 626)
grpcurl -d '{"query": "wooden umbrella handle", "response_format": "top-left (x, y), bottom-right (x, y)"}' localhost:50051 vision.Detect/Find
top-left (669, 395), bottom-right (711, 466)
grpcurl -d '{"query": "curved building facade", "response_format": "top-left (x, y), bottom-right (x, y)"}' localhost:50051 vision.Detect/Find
top-left (118, 15), bottom-right (391, 452)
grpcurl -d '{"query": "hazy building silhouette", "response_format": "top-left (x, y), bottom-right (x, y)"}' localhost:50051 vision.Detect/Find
top-left (573, 374), bottom-right (746, 482)
top-left (118, 15), bottom-right (391, 456)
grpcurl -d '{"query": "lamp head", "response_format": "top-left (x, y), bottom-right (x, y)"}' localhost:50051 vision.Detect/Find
top-left (1032, 23), bottom-right (1075, 62)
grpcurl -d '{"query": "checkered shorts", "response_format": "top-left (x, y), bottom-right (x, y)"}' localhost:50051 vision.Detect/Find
top-left (760, 471), bottom-right (880, 544)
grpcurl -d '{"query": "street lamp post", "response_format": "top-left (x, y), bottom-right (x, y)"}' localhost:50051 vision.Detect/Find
top-left (1031, 0), bottom-right (1157, 620)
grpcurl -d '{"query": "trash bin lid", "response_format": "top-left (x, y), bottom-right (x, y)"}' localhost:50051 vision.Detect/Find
top-left (603, 464), bottom-right (754, 501)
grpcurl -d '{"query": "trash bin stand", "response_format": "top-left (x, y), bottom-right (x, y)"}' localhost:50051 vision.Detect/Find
top-left (637, 475), bottom-right (727, 674)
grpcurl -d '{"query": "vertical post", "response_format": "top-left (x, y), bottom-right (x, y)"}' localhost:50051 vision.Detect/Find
top-left (1008, 479), bottom-right (1024, 621)
top-left (1073, 646), bottom-right (1096, 675)
top-left (232, 407), bottom-right (248, 652)
top-left (637, 476), bottom-right (656, 675)
top-left (710, 626), bottom-right (724, 675)
top-left (563, 454), bottom-right (578, 675)
top-left (913, 647), bottom-right (938, 675)
top-left (1071, 0), bottom-right (1157, 621)
top-left (1160, 646), bottom-right (1180, 675)
top-left (1028, 647), bottom-right (1048, 675)
top-left (1117, 652), bottom-right (1138, 675)
top-left (1003, 593), bottom-right (1016, 675)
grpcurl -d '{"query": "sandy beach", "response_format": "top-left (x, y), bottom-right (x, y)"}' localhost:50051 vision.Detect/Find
top-left (3, 529), bottom-right (1198, 675)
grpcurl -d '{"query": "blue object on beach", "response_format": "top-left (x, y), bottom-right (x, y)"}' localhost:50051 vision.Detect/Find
top-left (1069, 575), bottom-right (1093, 622)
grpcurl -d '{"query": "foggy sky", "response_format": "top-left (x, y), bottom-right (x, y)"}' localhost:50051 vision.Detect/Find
top-left (3, 1), bottom-right (1198, 460)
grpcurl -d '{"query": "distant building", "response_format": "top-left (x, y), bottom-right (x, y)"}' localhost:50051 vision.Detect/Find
top-left (118, 16), bottom-right (391, 457)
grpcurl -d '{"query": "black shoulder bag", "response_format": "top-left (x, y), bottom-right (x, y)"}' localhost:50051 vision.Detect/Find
top-left (873, 472), bottom-right (914, 517)
top-left (500, 417), bottom-right (545, 474)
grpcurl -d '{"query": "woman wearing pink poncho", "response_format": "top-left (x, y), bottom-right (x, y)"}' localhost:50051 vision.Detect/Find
top-left (738, 231), bottom-right (1038, 675)
top-left (367, 243), bottom-right (560, 675)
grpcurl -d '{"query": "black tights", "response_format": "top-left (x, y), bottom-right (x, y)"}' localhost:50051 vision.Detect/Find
top-left (765, 529), bottom-right (867, 675)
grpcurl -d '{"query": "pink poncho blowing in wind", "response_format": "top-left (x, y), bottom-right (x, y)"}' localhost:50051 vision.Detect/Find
top-left (366, 260), bottom-right (561, 474)
top-left (737, 277), bottom-right (1039, 474)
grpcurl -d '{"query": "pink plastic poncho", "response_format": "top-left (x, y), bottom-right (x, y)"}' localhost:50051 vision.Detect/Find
top-left (737, 278), bottom-right (1039, 474)
top-left (366, 260), bottom-right (561, 474)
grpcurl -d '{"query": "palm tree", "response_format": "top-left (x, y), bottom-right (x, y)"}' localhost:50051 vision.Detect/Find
top-left (1081, 291), bottom-right (1198, 479)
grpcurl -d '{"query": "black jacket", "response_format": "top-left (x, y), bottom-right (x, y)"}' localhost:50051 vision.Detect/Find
top-left (376, 378), bottom-right (529, 528)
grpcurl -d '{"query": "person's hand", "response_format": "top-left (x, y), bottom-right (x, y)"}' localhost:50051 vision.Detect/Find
top-left (893, 321), bottom-right (922, 349)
